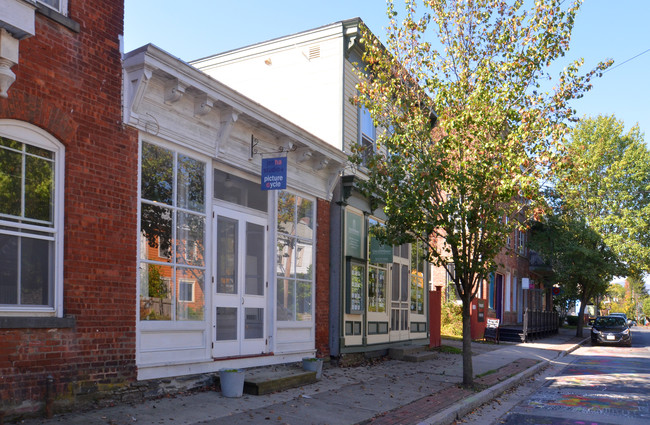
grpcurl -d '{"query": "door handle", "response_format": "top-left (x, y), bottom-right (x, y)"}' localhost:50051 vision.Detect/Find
top-left (241, 297), bottom-right (244, 305)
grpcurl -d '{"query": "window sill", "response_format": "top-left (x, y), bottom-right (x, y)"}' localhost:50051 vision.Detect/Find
top-left (36, 4), bottom-right (80, 33)
top-left (0, 315), bottom-right (76, 329)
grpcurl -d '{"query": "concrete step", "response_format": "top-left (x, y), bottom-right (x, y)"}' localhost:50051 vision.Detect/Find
top-left (388, 344), bottom-right (433, 362)
top-left (402, 350), bottom-right (437, 362)
top-left (216, 364), bottom-right (318, 396)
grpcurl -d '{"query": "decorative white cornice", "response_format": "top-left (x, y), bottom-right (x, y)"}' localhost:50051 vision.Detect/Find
top-left (123, 44), bottom-right (348, 185)
top-left (216, 108), bottom-right (240, 156)
top-left (314, 158), bottom-right (329, 171)
top-left (164, 78), bottom-right (185, 104)
top-left (296, 149), bottom-right (313, 163)
top-left (194, 94), bottom-right (213, 117)
top-left (123, 62), bottom-right (153, 125)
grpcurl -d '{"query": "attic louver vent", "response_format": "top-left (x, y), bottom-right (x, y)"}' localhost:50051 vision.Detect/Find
top-left (307, 45), bottom-right (320, 61)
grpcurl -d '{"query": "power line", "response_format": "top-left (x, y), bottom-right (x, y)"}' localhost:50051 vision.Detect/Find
top-left (604, 48), bottom-right (650, 74)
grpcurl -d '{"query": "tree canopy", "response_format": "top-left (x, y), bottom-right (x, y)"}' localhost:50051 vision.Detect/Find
top-left (556, 115), bottom-right (650, 276)
top-left (352, 0), bottom-right (609, 385)
top-left (529, 214), bottom-right (624, 336)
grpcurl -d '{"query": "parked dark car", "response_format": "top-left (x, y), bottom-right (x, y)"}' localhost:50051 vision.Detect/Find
top-left (610, 312), bottom-right (634, 327)
top-left (591, 316), bottom-right (632, 347)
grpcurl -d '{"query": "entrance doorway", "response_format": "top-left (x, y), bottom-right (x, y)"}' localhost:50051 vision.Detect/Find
top-left (212, 207), bottom-right (267, 357)
top-left (390, 244), bottom-right (411, 341)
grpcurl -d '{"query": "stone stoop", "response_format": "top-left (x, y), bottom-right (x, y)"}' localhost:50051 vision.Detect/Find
top-left (220, 364), bottom-right (318, 396)
top-left (388, 345), bottom-right (437, 362)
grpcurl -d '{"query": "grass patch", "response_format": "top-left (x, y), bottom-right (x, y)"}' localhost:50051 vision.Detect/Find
top-left (441, 334), bottom-right (462, 341)
top-left (436, 345), bottom-right (462, 355)
top-left (476, 369), bottom-right (497, 378)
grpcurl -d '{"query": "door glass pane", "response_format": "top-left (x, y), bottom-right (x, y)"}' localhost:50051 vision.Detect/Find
top-left (401, 310), bottom-right (408, 330)
top-left (392, 263), bottom-right (399, 301)
top-left (245, 222), bottom-right (265, 296)
top-left (216, 307), bottom-right (237, 340)
top-left (391, 308), bottom-right (398, 331)
top-left (217, 216), bottom-right (237, 294)
top-left (245, 308), bottom-right (264, 339)
top-left (401, 265), bottom-right (409, 302)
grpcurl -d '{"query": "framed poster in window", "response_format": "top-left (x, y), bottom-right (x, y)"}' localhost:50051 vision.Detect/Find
top-left (345, 210), bottom-right (363, 259)
top-left (346, 260), bottom-right (365, 314)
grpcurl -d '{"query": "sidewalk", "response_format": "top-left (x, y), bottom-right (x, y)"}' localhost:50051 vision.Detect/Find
top-left (14, 328), bottom-right (586, 425)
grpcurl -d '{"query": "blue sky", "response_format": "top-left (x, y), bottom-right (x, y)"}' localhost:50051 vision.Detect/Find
top-left (125, 0), bottom-right (649, 140)
top-left (125, 1), bottom-right (649, 290)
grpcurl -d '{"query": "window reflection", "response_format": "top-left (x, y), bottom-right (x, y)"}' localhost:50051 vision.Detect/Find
top-left (139, 142), bottom-right (206, 321)
top-left (276, 191), bottom-right (314, 322)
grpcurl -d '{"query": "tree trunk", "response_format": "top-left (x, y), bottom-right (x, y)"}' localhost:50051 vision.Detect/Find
top-left (461, 298), bottom-right (473, 386)
top-left (576, 296), bottom-right (588, 338)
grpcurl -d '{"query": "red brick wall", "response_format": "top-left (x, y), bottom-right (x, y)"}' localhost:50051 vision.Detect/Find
top-left (315, 198), bottom-right (330, 357)
top-left (0, 1), bottom-right (138, 416)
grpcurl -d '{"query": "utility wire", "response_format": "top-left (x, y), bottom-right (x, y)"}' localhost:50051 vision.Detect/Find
top-left (603, 48), bottom-right (650, 74)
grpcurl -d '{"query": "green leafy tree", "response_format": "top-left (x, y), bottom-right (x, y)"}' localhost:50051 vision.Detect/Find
top-left (529, 215), bottom-right (624, 337)
top-left (557, 115), bottom-right (650, 276)
top-left (625, 274), bottom-right (648, 322)
top-left (642, 297), bottom-right (650, 324)
top-left (606, 282), bottom-right (626, 314)
top-left (353, 0), bottom-right (609, 386)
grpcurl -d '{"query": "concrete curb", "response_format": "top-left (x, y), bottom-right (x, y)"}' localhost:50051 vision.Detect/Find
top-left (418, 337), bottom-right (589, 425)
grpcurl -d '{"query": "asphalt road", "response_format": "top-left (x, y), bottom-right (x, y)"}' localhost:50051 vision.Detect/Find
top-left (490, 326), bottom-right (650, 425)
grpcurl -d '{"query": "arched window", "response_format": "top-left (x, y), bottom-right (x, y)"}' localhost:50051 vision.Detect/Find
top-left (0, 120), bottom-right (64, 315)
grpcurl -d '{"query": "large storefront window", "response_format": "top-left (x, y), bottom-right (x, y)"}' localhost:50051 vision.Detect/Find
top-left (276, 191), bottom-right (314, 321)
top-left (410, 241), bottom-right (426, 315)
top-left (139, 142), bottom-right (206, 321)
top-left (0, 126), bottom-right (63, 313)
top-left (367, 218), bottom-right (388, 313)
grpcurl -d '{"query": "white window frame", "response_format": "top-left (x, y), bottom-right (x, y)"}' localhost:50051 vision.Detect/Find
top-left (275, 190), bottom-right (316, 323)
top-left (359, 105), bottom-right (376, 166)
top-left (138, 138), bottom-right (208, 322)
top-left (37, 0), bottom-right (69, 16)
top-left (0, 119), bottom-right (64, 317)
top-left (178, 278), bottom-right (195, 303)
top-left (517, 229), bottom-right (526, 256)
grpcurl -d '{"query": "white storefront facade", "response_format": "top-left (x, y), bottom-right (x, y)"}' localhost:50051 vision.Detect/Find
top-left (124, 44), bottom-right (344, 379)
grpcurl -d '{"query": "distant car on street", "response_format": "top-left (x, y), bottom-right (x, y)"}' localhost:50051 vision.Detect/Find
top-left (609, 312), bottom-right (634, 326)
top-left (591, 315), bottom-right (632, 347)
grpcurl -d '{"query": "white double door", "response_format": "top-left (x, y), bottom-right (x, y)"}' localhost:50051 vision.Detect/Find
top-left (212, 206), bottom-right (267, 358)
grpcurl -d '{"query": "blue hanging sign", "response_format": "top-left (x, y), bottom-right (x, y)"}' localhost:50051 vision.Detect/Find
top-left (261, 157), bottom-right (287, 191)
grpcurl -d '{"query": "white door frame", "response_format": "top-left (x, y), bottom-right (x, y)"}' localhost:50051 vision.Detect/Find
top-left (390, 260), bottom-right (410, 341)
top-left (212, 205), bottom-right (268, 357)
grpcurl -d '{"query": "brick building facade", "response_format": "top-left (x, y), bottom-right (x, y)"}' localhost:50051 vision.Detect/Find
top-left (0, 1), bottom-right (137, 418)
